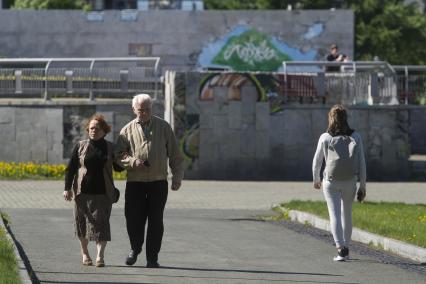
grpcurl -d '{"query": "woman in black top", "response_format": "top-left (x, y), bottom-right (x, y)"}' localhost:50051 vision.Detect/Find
top-left (63, 114), bottom-right (119, 267)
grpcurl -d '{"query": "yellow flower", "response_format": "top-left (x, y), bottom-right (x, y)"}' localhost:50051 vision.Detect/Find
top-left (418, 215), bottom-right (426, 222)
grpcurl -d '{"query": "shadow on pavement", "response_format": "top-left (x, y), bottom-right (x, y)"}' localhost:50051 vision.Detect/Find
top-left (34, 268), bottom-right (360, 284)
top-left (118, 265), bottom-right (343, 277)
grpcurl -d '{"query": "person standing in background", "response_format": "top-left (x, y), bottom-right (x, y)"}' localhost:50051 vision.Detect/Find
top-left (325, 44), bottom-right (348, 72)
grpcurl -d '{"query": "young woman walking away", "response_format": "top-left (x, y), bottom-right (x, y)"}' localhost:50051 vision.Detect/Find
top-left (312, 104), bottom-right (366, 261)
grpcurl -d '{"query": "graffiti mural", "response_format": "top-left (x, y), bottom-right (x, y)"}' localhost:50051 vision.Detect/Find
top-left (172, 73), bottom-right (200, 173)
top-left (198, 25), bottom-right (319, 71)
top-left (212, 29), bottom-right (291, 71)
top-left (199, 73), bottom-right (265, 101)
top-left (198, 73), bottom-right (320, 111)
top-left (174, 72), bottom-right (323, 175)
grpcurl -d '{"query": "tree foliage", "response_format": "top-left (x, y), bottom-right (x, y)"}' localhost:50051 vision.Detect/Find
top-left (351, 0), bottom-right (426, 64)
top-left (12, 0), bottom-right (90, 10)
top-left (204, 0), bottom-right (341, 10)
top-left (205, 0), bottom-right (426, 64)
top-left (203, 0), bottom-right (270, 9)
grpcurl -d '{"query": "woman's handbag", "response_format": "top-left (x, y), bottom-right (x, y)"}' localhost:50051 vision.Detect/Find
top-left (113, 187), bottom-right (120, 203)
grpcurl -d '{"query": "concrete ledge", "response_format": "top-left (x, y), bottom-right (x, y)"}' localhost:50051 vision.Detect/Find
top-left (0, 212), bottom-right (32, 284)
top-left (288, 209), bottom-right (426, 263)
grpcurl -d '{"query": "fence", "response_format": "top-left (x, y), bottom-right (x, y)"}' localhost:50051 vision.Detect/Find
top-left (394, 66), bottom-right (426, 105)
top-left (1, 58), bottom-right (425, 105)
top-left (0, 57), bottom-right (161, 100)
top-left (281, 61), bottom-right (399, 105)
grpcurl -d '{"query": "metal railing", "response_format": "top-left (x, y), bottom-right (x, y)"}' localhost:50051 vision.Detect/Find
top-left (281, 61), bottom-right (399, 105)
top-left (394, 65), bottom-right (426, 105)
top-left (0, 57), bottom-right (161, 100)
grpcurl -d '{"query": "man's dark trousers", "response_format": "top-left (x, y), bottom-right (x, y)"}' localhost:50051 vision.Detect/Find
top-left (125, 180), bottom-right (168, 262)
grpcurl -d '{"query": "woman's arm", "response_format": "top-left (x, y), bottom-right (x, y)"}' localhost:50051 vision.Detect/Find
top-left (357, 134), bottom-right (367, 190)
top-left (63, 144), bottom-right (79, 201)
top-left (312, 134), bottom-right (326, 184)
top-left (64, 144), bottom-right (79, 191)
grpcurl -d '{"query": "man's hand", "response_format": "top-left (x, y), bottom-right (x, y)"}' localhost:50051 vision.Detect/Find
top-left (313, 181), bottom-right (322, 190)
top-left (171, 180), bottom-right (181, 191)
top-left (63, 190), bottom-right (73, 201)
top-left (134, 159), bottom-right (147, 168)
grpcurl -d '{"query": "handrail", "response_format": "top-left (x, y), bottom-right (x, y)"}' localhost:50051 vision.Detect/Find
top-left (280, 60), bottom-right (401, 105)
top-left (0, 57), bottom-right (162, 100)
top-left (392, 65), bottom-right (426, 105)
top-left (393, 65), bottom-right (426, 72)
top-left (281, 61), bottom-right (426, 74)
top-left (89, 60), bottom-right (96, 101)
top-left (282, 61), bottom-right (394, 74)
top-left (0, 57), bottom-right (160, 65)
top-left (44, 60), bottom-right (52, 100)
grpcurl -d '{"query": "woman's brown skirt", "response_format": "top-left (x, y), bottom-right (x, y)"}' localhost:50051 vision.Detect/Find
top-left (74, 194), bottom-right (112, 241)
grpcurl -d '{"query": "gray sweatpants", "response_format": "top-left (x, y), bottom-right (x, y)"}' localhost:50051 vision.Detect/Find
top-left (323, 178), bottom-right (357, 248)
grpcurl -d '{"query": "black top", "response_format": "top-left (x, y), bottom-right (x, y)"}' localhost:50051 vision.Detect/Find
top-left (326, 53), bottom-right (341, 72)
top-left (65, 138), bottom-right (107, 195)
top-left (326, 53), bottom-right (339, 61)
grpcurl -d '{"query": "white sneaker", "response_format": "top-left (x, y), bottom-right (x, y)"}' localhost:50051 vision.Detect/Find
top-left (333, 247), bottom-right (349, 262)
top-left (333, 255), bottom-right (346, 261)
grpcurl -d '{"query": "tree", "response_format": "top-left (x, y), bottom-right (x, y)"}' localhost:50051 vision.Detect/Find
top-left (350, 0), bottom-right (426, 64)
top-left (204, 0), bottom-right (346, 10)
top-left (2, 0), bottom-right (15, 8)
top-left (12, 0), bottom-right (90, 10)
top-left (203, 0), bottom-right (271, 10)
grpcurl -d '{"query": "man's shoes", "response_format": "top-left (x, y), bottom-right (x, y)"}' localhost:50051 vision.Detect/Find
top-left (333, 247), bottom-right (349, 262)
top-left (125, 250), bottom-right (139, 266)
top-left (146, 261), bottom-right (160, 268)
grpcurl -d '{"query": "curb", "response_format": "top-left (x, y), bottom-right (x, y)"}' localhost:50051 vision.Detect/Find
top-left (0, 212), bottom-right (32, 284)
top-left (287, 209), bottom-right (426, 263)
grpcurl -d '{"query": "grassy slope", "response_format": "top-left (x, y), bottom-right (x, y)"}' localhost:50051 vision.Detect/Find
top-left (279, 200), bottom-right (426, 248)
top-left (0, 216), bottom-right (21, 284)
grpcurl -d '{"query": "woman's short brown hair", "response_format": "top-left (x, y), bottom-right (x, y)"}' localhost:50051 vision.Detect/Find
top-left (85, 114), bottom-right (111, 134)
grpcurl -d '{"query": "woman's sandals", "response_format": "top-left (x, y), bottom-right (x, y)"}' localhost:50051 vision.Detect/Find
top-left (82, 257), bottom-right (93, 266)
top-left (96, 258), bottom-right (105, 267)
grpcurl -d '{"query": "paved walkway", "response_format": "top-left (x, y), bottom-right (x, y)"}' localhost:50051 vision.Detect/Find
top-left (1, 180), bottom-right (426, 284)
top-left (1, 180), bottom-right (426, 209)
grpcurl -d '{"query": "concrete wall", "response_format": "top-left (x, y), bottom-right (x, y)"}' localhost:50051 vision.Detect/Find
top-left (0, 100), bottom-right (163, 164)
top-left (0, 106), bottom-right (63, 163)
top-left (0, 10), bottom-right (354, 71)
top-left (172, 72), bottom-right (415, 181)
top-left (0, 100), bottom-right (419, 180)
top-left (409, 107), bottom-right (426, 154)
top-left (191, 103), bottom-right (411, 181)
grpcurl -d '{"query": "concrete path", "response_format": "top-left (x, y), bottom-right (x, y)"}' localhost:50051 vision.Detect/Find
top-left (1, 180), bottom-right (426, 209)
top-left (1, 180), bottom-right (426, 284)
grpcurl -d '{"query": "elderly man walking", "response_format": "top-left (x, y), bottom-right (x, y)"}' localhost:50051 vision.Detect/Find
top-left (116, 93), bottom-right (184, 268)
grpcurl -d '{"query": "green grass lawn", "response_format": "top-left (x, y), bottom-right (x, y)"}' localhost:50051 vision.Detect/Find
top-left (0, 213), bottom-right (21, 284)
top-left (275, 200), bottom-right (426, 249)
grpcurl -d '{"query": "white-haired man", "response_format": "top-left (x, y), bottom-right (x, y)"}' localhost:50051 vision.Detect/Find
top-left (115, 94), bottom-right (183, 268)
